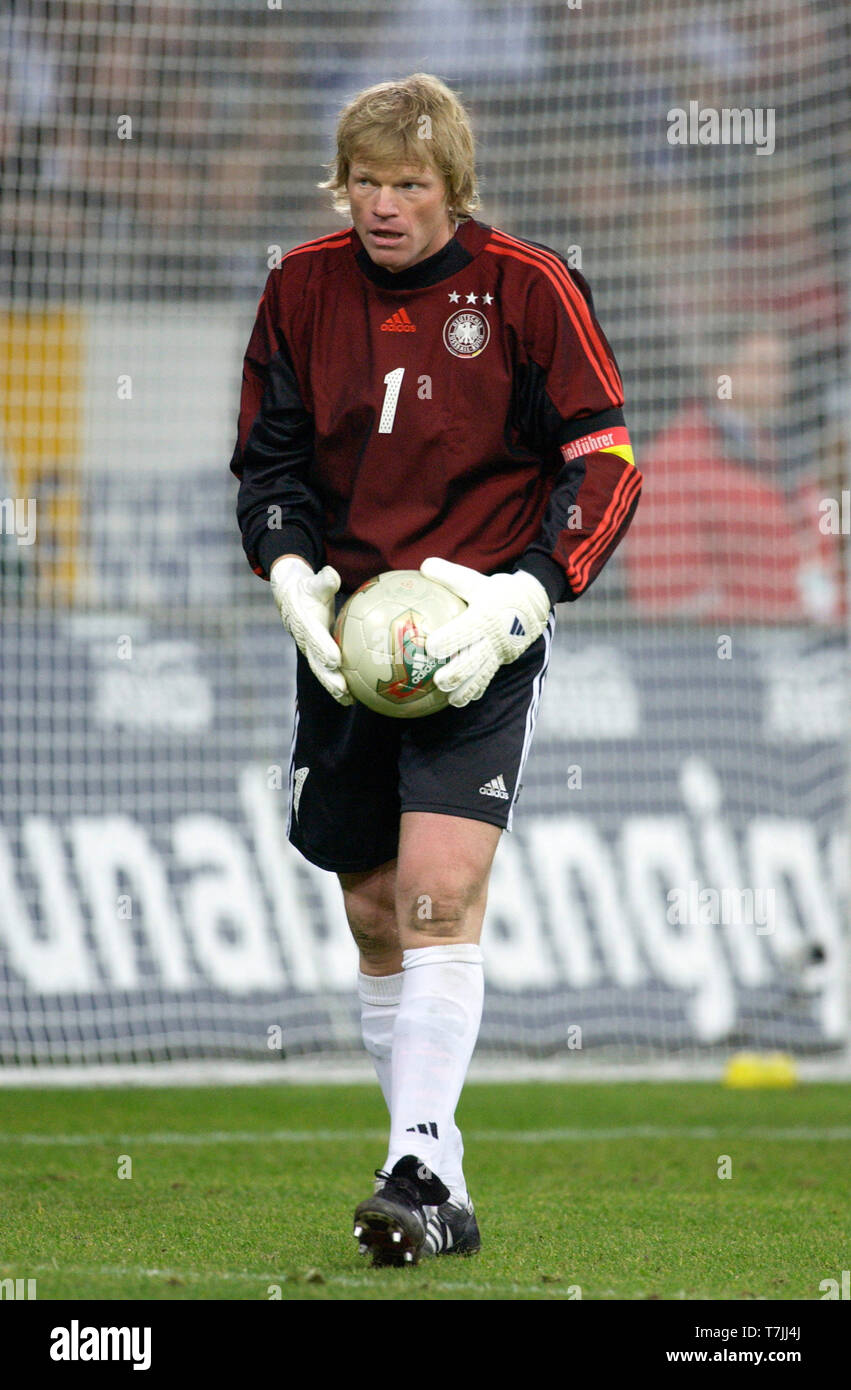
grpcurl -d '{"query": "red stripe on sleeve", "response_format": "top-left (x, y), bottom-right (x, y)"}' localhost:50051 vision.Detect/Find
top-left (565, 465), bottom-right (642, 593)
top-left (487, 230), bottom-right (623, 404)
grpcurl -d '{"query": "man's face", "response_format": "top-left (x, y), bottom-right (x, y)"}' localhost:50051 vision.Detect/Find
top-left (347, 158), bottom-right (454, 273)
top-left (732, 332), bottom-right (791, 421)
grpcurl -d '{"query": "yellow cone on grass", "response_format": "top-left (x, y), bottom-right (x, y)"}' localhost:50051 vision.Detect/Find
top-left (723, 1052), bottom-right (798, 1088)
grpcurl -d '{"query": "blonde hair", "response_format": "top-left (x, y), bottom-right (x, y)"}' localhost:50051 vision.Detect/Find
top-left (319, 73), bottom-right (479, 221)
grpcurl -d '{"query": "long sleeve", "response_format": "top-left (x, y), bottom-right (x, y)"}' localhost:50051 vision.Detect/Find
top-left (511, 262), bottom-right (642, 602)
top-left (229, 270), bottom-right (326, 580)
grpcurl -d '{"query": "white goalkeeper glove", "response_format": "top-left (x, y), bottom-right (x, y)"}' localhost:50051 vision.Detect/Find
top-left (269, 555), bottom-right (353, 706)
top-left (420, 557), bottom-right (551, 708)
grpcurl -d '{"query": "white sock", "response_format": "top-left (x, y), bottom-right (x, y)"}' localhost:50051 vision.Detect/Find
top-left (359, 968), bottom-right (470, 1204)
top-left (440, 1125), bottom-right (469, 1207)
top-left (357, 970), bottom-right (402, 1112)
top-left (385, 943), bottom-right (484, 1195)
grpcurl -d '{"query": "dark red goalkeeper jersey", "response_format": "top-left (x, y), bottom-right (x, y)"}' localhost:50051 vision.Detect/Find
top-left (230, 218), bottom-right (641, 604)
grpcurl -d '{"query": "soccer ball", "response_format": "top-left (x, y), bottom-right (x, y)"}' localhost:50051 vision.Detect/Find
top-left (333, 570), bottom-right (466, 718)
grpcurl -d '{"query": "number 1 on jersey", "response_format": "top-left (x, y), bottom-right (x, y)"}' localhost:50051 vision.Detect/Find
top-left (378, 367), bottom-right (405, 435)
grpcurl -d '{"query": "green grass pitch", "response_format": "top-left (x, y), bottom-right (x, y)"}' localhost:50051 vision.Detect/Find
top-left (1, 1081), bottom-right (848, 1301)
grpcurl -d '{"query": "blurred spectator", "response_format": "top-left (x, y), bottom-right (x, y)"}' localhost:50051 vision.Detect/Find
top-left (625, 323), bottom-right (846, 624)
top-left (0, 9), bottom-right (59, 131)
top-left (719, 169), bottom-right (846, 460)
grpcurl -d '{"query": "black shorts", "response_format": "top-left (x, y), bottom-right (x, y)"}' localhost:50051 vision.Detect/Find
top-left (285, 610), bottom-right (556, 873)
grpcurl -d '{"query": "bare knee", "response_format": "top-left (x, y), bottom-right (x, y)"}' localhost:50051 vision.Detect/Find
top-left (339, 859), bottom-right (400, 969)
top-left (395, 812), bottom-right (500, 946)
top-left (396, 872), bottom-right (487, 943)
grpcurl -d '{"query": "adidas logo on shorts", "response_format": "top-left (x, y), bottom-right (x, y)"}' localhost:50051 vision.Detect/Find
top-left (293, 766), bottom-right (309, 820)
top-left (479, 773), bottom-right (510, 800)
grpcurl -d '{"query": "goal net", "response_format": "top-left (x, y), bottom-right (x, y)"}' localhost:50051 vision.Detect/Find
top-left (0, 0), bottom-right (848, 1074)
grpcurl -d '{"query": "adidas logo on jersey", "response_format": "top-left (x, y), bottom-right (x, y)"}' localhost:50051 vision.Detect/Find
top-left (479, 773), bottom-right (510, 800)
top-left (380, 308), bottom-right (416, 332)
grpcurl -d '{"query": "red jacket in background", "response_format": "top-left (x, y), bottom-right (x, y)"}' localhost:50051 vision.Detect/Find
top-left (625, 402), bottom-right (844, 624)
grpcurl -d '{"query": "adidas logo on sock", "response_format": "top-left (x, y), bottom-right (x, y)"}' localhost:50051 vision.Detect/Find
top-left (509, 614), bottom-right (526, 637)
top-left (380, 308), bottom-right (416, 332)
top-left (406, 1122), bottom-right (439, 1139)
top-left (479, 773), bottom-right (510, 799)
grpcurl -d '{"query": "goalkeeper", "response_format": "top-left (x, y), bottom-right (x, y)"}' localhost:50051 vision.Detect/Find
top-left (230, 73), bottom-right (641, 1266)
